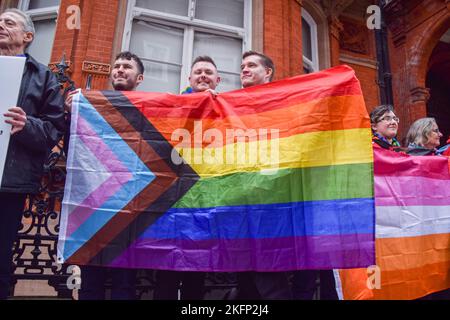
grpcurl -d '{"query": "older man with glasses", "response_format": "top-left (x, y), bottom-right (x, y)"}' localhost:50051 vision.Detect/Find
top-left (0, 8), bottom-right (65, 299)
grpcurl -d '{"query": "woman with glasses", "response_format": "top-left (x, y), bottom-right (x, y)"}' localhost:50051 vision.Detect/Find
top-left (291, 105), bottom-right (402, 300)
top-left (370, 105), bottom-right (402, 151)
top-left (405, 117), bottom-right (443, 156)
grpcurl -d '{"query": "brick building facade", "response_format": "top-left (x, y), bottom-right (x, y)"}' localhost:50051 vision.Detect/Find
top-left (1, 0), bottom-right (450, 138)
top-left (383, 0), bottom-right (450, 140)
top-left (2, 0), bottom-right (450, 299)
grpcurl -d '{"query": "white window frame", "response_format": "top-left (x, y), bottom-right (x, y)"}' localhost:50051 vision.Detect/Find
top-left (122, 0), bottom-right (252, 92)
top-left (18, 0), bottom-right (59, 21)
top-left (302, 9), bottom-right (319, 73)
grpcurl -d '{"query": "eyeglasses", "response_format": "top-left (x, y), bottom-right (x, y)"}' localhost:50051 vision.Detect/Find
top-left (379, 116), bottom-right (400, 123)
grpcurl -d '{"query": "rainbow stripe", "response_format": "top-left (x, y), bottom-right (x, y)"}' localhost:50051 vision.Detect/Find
top-left (337, 148), bottom-right (450, 299)
top-left (58, 65), bottom-right (375, 271)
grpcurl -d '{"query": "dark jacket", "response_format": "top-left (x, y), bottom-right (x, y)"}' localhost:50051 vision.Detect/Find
top-left (406, 143), bottom-right (436, 156)
top-left (372, 135), bottom-right (403, 152)
top-left (0, 54), bottom-right (66, 194)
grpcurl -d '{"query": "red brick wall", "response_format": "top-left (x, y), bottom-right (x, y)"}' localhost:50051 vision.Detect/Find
top-left (263, 1), bottom-right (380, 115)
top-left (338, 15), bottom-right (379, 115)
top-left (386, 0), bottom-right (450, 138)
top-left (344, 62), bottom-right (379, 114)
top-left (387, 27), bottom-right (411, 138)
top-left (51, 0), bottom-right (120, 90)
top-left (263, 0), bottom-right (302, 79)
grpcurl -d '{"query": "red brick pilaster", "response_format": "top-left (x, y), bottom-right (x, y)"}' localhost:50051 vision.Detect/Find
top-left (328, 15), bottom-right (343, 67)
top-left (51, 0), bottom-right (120, 90)
top-left (263, 0), bottom-right (302, 79)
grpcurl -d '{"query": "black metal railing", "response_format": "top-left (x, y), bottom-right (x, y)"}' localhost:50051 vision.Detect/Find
top-left (11, 142), bottom-right (73, 298)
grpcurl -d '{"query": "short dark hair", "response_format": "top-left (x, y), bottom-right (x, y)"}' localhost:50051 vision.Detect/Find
top-left (115, 51), bottom-right (145, 75)
top-left (370, 104), bottom-right (395, 124)
top-left (191, 55), bottom-right (217, 69)
top-left (242, 51), bottom-right (275, 81)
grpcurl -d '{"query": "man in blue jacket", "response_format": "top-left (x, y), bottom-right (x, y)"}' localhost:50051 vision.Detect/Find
top-left (0, 8), bottom-right (65, 299)
top-left (64, 51), bottom-right (145, 300)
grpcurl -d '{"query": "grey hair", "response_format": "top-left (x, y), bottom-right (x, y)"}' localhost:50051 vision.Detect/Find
top-left (4, 8), bottom-right (35, 48)
top-left (405, 117), bottom-right (437, 147)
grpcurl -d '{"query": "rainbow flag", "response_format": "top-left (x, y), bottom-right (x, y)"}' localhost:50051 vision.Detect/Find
top-left (57, 65), bottom-right (375, 271)
top-left (336, 148), bottom-right (450, 299)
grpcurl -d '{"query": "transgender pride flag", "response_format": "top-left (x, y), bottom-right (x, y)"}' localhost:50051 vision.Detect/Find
top-left (58, 65), bottom-right (375, 272)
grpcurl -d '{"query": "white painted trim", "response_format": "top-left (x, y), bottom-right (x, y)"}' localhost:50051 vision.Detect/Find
top-left (26, 7), bottom-right (59, 21)
top-left (19, 0), bottom-right (59, 17)
top-left (302, 8), bottom-right (319, 72)
top-left (135, 15), bottom-right (243, 39)
top-left (303, 57), bottom-right (315, 73)
top-left (17, 0), bottom-right (29, 11)
top-left (188, 0), bottom-right (196, 20)
top-left (243, 0), bottom-right (252, 51)
top-left (339, 54), bottom-right (378, 70)
top-left (301, 0), bottom-right (330, 69)
top-left (181, 26), bottom-right (194, 91)
top-left (133, 7), bottom-right (246, 36)
top-left (121, 0), bottom-right (136, 52)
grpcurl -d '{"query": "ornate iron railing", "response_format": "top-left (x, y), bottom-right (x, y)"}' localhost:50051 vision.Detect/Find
top-left (11, 142), bottom-right (73, 298)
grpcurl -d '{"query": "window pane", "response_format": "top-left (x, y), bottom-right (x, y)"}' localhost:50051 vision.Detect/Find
top-left (129, 20), bottom-right (183, 93)
top-left (139, 61), bottom-right (181, 93)
top-left (28, 0), bottom-right (60, 9)
top-left (196, 0), bottom-right (244, 27)
top-left (302, 17), bottom-right (312, 61)
top-left (193, 32), bottom-right (242, 91)
top-left (218, 74), bottom-right (241, 92)
top-left (135, 0), bottom-right (189, 16)
top-left (27, 19), bottom-right (57, 64)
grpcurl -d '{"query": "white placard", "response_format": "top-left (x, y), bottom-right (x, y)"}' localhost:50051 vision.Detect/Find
top-left (0, 56), bottom-right (26, 186)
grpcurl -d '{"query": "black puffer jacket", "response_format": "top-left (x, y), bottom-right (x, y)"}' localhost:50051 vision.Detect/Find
top-left (0, 54), bottom-right (66, 194)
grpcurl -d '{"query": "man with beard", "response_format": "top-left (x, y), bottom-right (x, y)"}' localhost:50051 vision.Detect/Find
top-left (64, 51), bottom-right (145, 300)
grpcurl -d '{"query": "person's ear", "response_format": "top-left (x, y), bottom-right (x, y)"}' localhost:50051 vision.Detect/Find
top-left (371, 123), bottom-right (377, 132)
top-left (216, 76), bottom-right (221, 85)
top-left (23, 31), bottom-right (33, 46)
top-left (136, 74), bottom-right (144, 86)
top-left (265, 68), bottom-right (273, 81)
